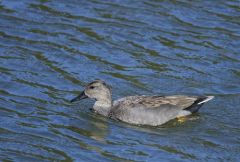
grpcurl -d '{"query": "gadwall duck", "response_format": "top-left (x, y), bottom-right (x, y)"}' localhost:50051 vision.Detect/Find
top-left (71, 80), bottom-right (214, 126)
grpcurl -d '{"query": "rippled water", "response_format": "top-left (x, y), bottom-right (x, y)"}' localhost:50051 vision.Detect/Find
top-left (0, 0), bottom-right (240, 161)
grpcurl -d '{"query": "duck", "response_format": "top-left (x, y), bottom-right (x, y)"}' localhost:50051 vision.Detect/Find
top-left (70, 80), bottom-right (214, 126)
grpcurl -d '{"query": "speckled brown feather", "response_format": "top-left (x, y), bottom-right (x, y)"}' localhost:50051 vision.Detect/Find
top-left (113, 95), bottom-right (197, 109)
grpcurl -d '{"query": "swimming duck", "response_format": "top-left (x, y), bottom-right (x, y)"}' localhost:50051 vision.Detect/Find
top-left (70, 80), bottom-right (214, 126)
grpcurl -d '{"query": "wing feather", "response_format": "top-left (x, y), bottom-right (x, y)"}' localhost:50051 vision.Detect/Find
top-left (113, 95), bottom-right (198, 110)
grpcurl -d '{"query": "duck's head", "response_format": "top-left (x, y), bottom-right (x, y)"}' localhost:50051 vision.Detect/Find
top-left (70, 80), bottom-right (112, 103)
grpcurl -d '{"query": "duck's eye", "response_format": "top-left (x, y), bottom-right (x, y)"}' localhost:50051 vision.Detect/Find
top-left (89, 86), bottom-right (95, 89)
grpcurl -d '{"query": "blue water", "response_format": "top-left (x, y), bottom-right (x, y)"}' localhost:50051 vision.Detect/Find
top-left (0, 0), bottom-right (240, 161)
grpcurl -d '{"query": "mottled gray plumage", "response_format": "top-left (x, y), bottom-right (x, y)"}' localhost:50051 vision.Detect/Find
top-left (71, 80), bottom-right (214, 126)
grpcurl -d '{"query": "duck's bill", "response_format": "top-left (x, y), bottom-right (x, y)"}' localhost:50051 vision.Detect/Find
top-left (70, 91), bottom-right (88, 103)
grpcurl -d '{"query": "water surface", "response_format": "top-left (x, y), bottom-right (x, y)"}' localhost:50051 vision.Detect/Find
top-left (0, 0), bottom-right (240, 161)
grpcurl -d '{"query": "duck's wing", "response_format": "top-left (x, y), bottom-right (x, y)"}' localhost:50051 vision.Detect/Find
top-left (112, 95), bottom-right (214, 125)
top-left (113, 95), bottom-right (214, 112)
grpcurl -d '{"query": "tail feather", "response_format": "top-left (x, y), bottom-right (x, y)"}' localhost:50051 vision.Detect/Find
top-left (184, 96), bottom-right (214, 113)
top-left (197, 96), bottom-right (214, 105)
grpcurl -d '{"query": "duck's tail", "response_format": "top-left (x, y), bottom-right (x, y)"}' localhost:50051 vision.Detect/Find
top-left (184, 96), bottom-right (214, 113)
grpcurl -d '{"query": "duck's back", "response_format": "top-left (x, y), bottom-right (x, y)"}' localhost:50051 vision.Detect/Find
top-left (110, 95), bottom-right (210, 126)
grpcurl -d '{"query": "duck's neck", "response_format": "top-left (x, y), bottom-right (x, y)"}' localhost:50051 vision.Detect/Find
top-left (93, 98), bottom-right (112, 116)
